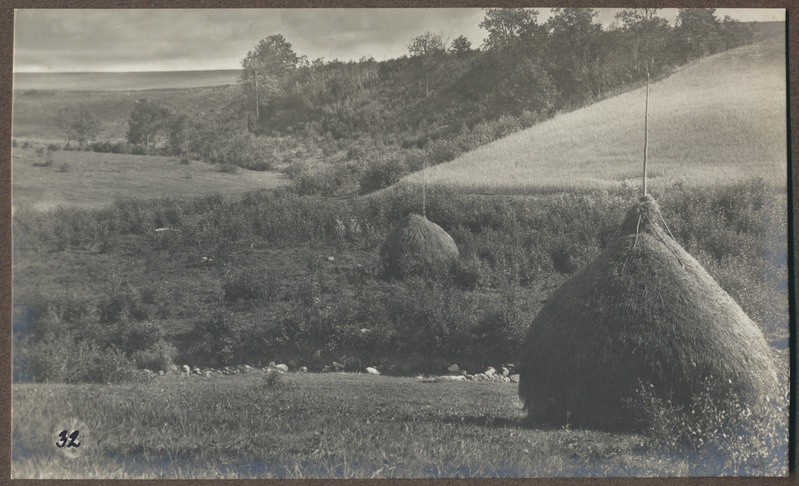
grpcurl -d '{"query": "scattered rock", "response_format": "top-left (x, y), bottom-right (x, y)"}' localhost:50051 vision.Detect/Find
top-left (204, 371), bottom-right (213, 378)
top-left (158, 370), bottom-right (164, 376)
top-left (192, 367), bottom-right (201, 375)
top-left (327, 256), bottom-right (335, 262)
top-left (484, 367), bottom-right (496, 377)
top-left (510, 374), bottom-right (520, 383)
top-left (275, 364), bottom-right (289, 372)
top-left (501, 367), bottom-right (510, 377)
top-left (332, 361), bottom-right (345, 371)
top-left (268, 361), bottom-right (276, 369)
top-left (243, 365), bottom-right (253, 373)
top-left (169, 364), bottom-right (178, 373)
top-left (182, 365), bottom-right (191, 374)
top-left (447, 364), bottom-right (460, 374)
top-left (299, 366), bottom-right (308, 373)
top-left (365, 367), bottom-right (380, 375)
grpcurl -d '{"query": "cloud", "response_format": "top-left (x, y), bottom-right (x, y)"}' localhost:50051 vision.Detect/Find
top-left (12, 8), bottom-right (784, 72)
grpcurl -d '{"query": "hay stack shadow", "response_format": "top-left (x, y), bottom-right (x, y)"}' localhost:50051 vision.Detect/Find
top-left (518, 195), bottom-right (779, 431)
top-left (379, 213), bottom-right (459, 280)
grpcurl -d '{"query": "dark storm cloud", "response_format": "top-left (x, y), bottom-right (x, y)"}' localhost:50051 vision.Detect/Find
top-left (13, 8), bottom-right (783, 73)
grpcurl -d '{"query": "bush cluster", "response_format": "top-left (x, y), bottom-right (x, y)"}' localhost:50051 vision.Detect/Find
top-left (12, 179), bottom-right (787, 382)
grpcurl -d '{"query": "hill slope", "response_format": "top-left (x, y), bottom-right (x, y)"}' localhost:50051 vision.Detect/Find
top-left (405, 38), bottom-right (787, 194)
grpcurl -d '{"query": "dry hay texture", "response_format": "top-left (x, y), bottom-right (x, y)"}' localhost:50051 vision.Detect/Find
top-left (518, 195), bottom-right (779, 431)
top-left (379, 213), bottom-right (460, 279)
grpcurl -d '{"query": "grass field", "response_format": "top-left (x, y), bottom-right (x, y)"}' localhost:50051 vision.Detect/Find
top-left (12, 372), bottom-right (785, 478)
top-left (11, 84), bottom-right (240, 142)
top-left (405, 39), bottom-right (787, 194)
top-left (13, 69), bottom-right (240, 92)
top-left (11, 147), bottom-right (288, 211)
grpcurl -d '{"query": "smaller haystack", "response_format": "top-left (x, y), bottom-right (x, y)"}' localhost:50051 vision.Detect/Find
top-left (517, 195), bottom-right (779, 432)
top-left (379, 213), bottom-right (459, 279)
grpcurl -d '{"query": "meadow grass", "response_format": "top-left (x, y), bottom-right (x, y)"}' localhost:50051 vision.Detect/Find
top-left (405, 39), bottom-right (787, 195)
top-left (13, 372), bottom-right (784, 479)
top-left (11, 147), bottom-right (288, 211)
top-left (11, 84), bottom-right (240, 142)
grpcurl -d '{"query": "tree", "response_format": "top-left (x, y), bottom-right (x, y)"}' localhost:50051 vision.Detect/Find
top-left (449, 35), bottom-right (473, 56)
top-left (615, 8), bottom-right (672, 76)
top-left (676, 8), bottom-right (722, 60)
top-left (544, 8), bottom-right (602, 105)
top-left (56, 107), bottom-right (99, 147)
top-left (239, 34), bottom-right (300, 124)
top-left (126, 99), bottom-right (173, 150)
top-left (407, 31), bottom-right (446, 99)
top-left (479, 8), bottom-right (540, 51)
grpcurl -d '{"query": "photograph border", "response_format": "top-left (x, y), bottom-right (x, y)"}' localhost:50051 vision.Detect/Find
top-left (1, 0), bottom-right (796, 483)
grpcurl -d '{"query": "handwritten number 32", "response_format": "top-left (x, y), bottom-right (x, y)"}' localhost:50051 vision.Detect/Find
top-left (56, 430), bottom-right (81, 448)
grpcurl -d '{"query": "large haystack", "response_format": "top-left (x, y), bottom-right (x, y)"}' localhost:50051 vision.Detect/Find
top-left (379, 213), bottom-right (459, 279)
top-left (518, 195), bottom-right (779, 431)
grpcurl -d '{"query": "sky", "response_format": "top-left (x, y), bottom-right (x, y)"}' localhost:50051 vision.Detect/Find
top-left (13, 8), bottom-right (785, 73)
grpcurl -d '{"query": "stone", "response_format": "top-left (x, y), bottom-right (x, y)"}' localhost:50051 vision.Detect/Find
top-left (332, 361), bottom-right (345, 371)
top-left (143, 369), bottom-right (153, 375)
top-left (327, 256), bottom-right (335, 262)
top-left (268, 361), bottom-right (276, 368)
top-left (365, 367), bottom-right (380, 375)
top-left (447, 364), bottom-right (460, 374)
top-left (204, 371), bottom-right (213, 378)
top-left (244, 365), bottom-right (253, 373)
top-left (169, 364), bottom-right (178, 373)
top-left (502, 367), bottom-right (510, 377)
top-left (275, 364), bottom-right (289, 372)
top-left (509, 374), bottom-right (520, 383)
top-left (438, 375), bottom-right (466, 382)
top-left (299, 366), bottom-right (308, 373)
top-left (484, 367), bottom-right (496, 377)
top-left (192, 368), bottom-right (201, 375)
top-left (182, 365), bottom-right (191, 374)
top-left (158, 370), bottom-right (164, 376)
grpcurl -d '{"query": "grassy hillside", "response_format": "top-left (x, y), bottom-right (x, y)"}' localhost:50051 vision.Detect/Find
top-left (13, 69), bottom-right (240, 92)
top-left (11, 147), bottom-right (288, 211)
top-left (11, 84), bottom-right (241, 142)
top-left (405, 38), bottom-right (787, 194)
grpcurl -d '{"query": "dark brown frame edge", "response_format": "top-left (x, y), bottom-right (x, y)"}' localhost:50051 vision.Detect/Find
top-left (0, 1), bottom-right (796, 486)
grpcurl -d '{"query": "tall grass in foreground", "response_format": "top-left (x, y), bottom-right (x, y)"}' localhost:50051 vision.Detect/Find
top-left (11, 374), bottom-right (787, 478)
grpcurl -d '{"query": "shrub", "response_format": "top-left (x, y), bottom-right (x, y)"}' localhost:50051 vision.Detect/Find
top-left (131, 339), bottom-right (177, 372)
top-left (634, 377), bottom-right (788, 475)
top-left (222, 267), bottom-right (277, 302)
top-left (19, 337), bottom-right (138, 384)
top-left (216, 163), bottom-right (239, 174)
top-left (359, 153), bottom-right (409, 193)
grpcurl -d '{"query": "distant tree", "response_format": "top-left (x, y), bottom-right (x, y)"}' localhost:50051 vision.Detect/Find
top-left (719, 15), bottom-right (753, 49)
top-left (239, 34), bottom-right (300, 124)
top-left (167, 113), bottom-right (193, 156)
top-left (676, 8), bottom-right (722, 60)
top-left (126, 99), bottom-right (173, 150)
top-left (450, 35), bottom-right (473, 56)
top-left (479, 8), bottom-right (540, 51)
top-left (407, 31), bottom-right (447, 98)
top-left (56, 107), bottom-right (99, 148)
top-left (615, 8), bottom-right (672, 75)
top-left (544, 8), bottom-right (602, 104)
